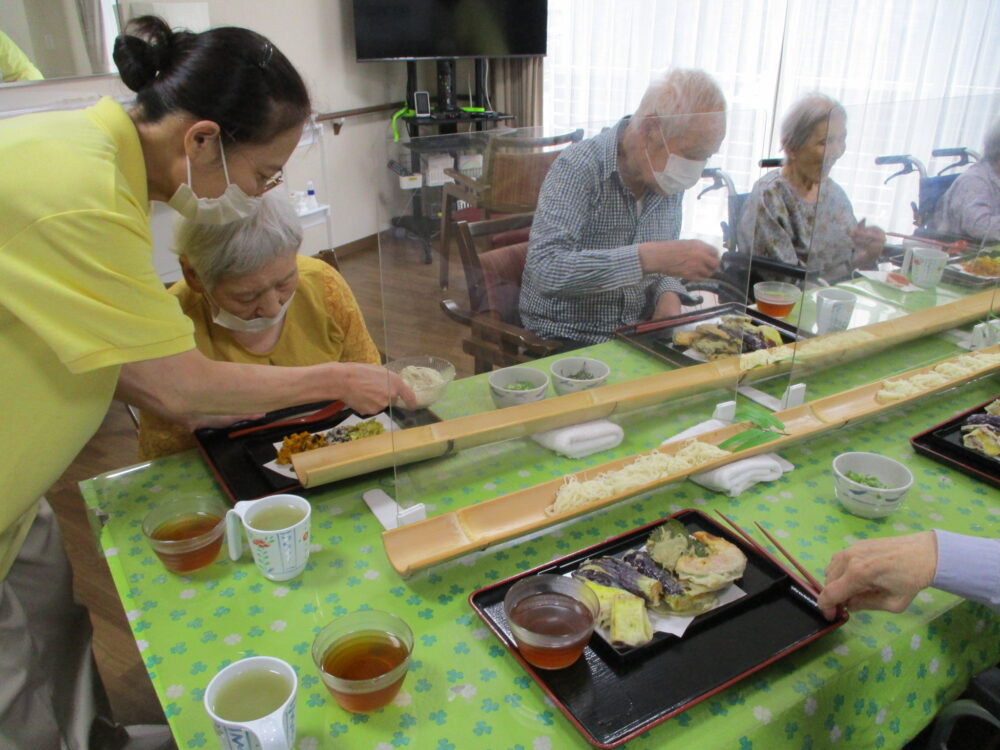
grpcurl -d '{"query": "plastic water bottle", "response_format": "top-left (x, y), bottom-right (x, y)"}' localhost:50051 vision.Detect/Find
top-left (305, 181), bottom-right (319, 211)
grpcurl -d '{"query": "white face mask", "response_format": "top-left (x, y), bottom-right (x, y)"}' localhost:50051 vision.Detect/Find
top-left (208, 291), bottom-right (294, 333)
top-left (646, 144), bottom-right (707, 195)
top-left (167, 140), bottom-right (261, 225)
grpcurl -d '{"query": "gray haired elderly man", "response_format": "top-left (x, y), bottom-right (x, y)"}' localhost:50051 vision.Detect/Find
top-left (932, 116), bottom-right (1000, 243)
top-left (519, 69), bottom-right (726, 349)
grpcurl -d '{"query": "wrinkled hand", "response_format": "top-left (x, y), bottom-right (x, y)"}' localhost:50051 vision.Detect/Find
top-left (639, 240), bottom-right (720, 280)
top-left (817, 532), bottom-right (938, 619)
top-left (338, 363), bottom-right (417, 414)
top-left (651, 290), bottom-right (681, 320)
top-left (850, 219), bottom-right (886, 267)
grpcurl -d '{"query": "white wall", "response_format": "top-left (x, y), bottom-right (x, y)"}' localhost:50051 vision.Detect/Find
top-left (0, 0), bottom-right (406, 253)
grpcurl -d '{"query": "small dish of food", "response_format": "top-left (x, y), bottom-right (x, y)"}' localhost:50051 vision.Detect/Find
top-left (832, 452), bottom-right (913, 519)
top-left (549, 357), bottom-right (610, 395)
top-left (671, 314), bottom-right (786, 362)
top-left (488, 366), bottom-right (548, 409)
top-left (386, 355), bottom-right (456, 409)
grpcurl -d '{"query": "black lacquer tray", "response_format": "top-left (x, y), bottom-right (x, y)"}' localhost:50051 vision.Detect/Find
top-left (911, 395), bottom-right (1000, 489)
top-left (469, 508), bottom-right (847, 748)
top-left (194, 400), bottom-right (439, 503)
top-left (614, 303), bottom-right (802, 368)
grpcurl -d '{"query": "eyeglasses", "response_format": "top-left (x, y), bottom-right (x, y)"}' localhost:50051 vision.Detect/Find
top-left (262, 169), bottom-right (284, 193)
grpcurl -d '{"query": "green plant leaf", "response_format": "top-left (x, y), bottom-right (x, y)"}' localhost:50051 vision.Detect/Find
top-left (735, 403), bottom-right (786, 432)
top-left (718, 428), bottom-right (781, 452)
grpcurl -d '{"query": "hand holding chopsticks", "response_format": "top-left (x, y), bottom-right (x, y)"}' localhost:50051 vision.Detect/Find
top-left (813, 532), bottom-right (938, 619)
top-left (714, 511), bottom-right (829, 608)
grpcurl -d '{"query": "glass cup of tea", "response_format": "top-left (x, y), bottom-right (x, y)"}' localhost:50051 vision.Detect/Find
top-left (311, 610), bottom-right (413, 713)
top-left (753, 281), bottom-right (803, 319)
top-left (203, 655), bottom-right (297, 750)
top-left (142, 494), bottom-right (228, 574)
top-left (503, 574), bottom-right (599, 670)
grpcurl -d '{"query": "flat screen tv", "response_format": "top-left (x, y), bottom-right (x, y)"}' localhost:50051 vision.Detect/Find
top-left (353, 0), bottom-right (548, 61)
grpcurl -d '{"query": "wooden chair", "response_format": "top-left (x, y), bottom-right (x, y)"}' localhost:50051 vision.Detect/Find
top-left (440, 214), bottom-right (562, 373)
top-left (438, 128), bottom-right (584, 290)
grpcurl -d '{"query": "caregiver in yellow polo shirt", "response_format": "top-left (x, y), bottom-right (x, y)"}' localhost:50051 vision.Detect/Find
top-left (139, 192), bottom-right (383, 459)
top-left (0, 16), bottom-right (412, 750)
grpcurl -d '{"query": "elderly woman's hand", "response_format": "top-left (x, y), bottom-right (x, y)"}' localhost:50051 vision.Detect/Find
top-left (336, 363), bottom-right (417, 414)
top-left (850, 219), bottom-right (886, 268)
top-left (817, 531), bottom-right (938, 619)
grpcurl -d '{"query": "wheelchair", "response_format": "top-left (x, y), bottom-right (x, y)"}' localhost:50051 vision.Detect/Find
top-left (693, 161), bottom-right (816, 303)
top-left (875, 146), bottom-right (980, 241)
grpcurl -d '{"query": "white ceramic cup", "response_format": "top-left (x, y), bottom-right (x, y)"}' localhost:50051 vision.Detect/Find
top-left (204, 656), bottom-right (297, 750)
top-left (227, 494), bottom-right (312, 582)
top-left (815, 288), bottom-right (857, 334)
top-left (904, 246), bottom-right (948, 288)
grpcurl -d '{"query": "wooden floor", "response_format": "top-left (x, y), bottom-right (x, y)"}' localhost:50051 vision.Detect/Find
top-left (46, 237), bottom-right (473, 726)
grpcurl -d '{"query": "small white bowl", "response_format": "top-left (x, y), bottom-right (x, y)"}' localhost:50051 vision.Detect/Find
top-left (386, 355), bottom-right (456, 409)
top-left (549, 357), bottom-right (610, 396)
top-left (488, 366), bottom-right (548, 409)
top-left (832, 452), bottom-right (913, 519)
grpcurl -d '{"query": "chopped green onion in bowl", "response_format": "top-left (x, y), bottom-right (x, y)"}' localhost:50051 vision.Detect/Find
top-left (845, 471), bottom-right (888, 489)
top-left (504, 381), bottom-right (538, 391)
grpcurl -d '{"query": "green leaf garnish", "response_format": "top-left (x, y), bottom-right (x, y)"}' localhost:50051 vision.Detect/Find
top-left (736, 402), bottom-right (786, 432)
top-left (718, 428), bottom-right (782, 452)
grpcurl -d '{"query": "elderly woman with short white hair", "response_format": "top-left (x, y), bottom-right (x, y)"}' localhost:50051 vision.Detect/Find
top-left (737, 93), bottom-right (885, 281)
top-left (931, 117), bottom-right (1000, 243)
top-left (139, 192), bottom-right (381, 459)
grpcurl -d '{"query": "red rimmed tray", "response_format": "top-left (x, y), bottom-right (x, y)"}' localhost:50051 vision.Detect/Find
top-left (468, 508), bottom-right (847, 748)
top-left (613, 303), bottom-right (802, 369)
top-left (194, 400), bottom-right (440, 503)
top-left (911, 395), bottom-right (1000, 489)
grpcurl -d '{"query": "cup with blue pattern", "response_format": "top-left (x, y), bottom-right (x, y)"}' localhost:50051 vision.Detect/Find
top-left (204, 655), bottom-right (297, 750)
top-left (226, 493), bottom-right (312, 581)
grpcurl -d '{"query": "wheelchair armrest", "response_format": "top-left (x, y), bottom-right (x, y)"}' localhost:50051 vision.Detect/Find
top-left (439, 298), bottom-right (472, 326)
top-left (750, 256), bottom-right (808, 279)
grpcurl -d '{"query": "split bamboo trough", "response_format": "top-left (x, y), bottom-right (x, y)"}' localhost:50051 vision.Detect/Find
top-left (381, 342), bottom-right (1000, 576)
top-left (293, 290), bottom-right (998, 488)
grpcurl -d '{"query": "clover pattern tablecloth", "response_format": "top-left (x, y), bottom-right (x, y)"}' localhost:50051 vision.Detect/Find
top-left (81, 347), bottom-right (1000, 750)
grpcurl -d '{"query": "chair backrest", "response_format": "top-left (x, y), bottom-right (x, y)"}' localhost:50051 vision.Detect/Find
top-left (478, 242), bottom-right (530, 326)
top-left (454, 214), bottom-right (535, 325)
top-left (916, 172), bottom-right (959, 228)
top-left (479, 129), bottom-right (584, 212)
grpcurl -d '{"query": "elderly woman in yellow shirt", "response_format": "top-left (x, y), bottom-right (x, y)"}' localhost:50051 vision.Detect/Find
top-left (139, 192), bottom-right (381, 459)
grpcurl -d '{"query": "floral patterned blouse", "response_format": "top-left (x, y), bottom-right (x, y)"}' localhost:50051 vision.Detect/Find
top-left (736, 170), bottom-right (861, 281)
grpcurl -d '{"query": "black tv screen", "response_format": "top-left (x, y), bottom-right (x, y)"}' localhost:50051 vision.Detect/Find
top-left (353, 0), bottom-right (548, 61)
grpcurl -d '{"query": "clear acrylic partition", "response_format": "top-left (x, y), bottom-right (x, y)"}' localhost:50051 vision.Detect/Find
top-left (769, 94), bottom-right (1000, 411)
top-left (374, 110), bottom-right (770, 525)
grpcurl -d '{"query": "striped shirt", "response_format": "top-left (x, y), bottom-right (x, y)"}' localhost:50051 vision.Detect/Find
top-left (519, 118), bottom-right (686, 344)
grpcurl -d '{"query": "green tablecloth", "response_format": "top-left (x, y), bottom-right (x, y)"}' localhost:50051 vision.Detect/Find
top-left (80, 339), bottom-right (1000, 750)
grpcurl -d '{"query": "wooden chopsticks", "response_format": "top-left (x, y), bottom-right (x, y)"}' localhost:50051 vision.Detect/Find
top-left (714, 510), bottom-right (823, 599)
top-left (228, 400), bottom-right (346, 439)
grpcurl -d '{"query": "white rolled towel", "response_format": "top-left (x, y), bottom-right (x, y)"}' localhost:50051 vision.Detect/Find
top-left (531, 419), bottom-right (624, 459)
top-left (661, 419), bottom-right (794, 497)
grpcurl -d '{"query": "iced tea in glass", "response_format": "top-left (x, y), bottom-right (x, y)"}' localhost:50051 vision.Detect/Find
top-left (312, 610), bottom-right (413, 712)
top-left (503, 574), bottom-right (598, 670)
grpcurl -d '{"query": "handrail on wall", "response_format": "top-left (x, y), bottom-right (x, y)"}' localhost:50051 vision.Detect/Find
top-left (316, 102), bottom-right (402, 134)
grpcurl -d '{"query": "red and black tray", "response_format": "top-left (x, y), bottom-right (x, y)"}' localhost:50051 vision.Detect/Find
top-left (613, 302), bottom-right (802, 369)
top-left (194, 400), bottom-right (439, 503)
top-left (911, 395), bottom-right (1000, 489)
top-left (469, 508), bottom-right (847, 748)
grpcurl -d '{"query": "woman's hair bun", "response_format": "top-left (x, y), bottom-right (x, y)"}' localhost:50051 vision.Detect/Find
top-left (112, 15), bottom-right (174, 92)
